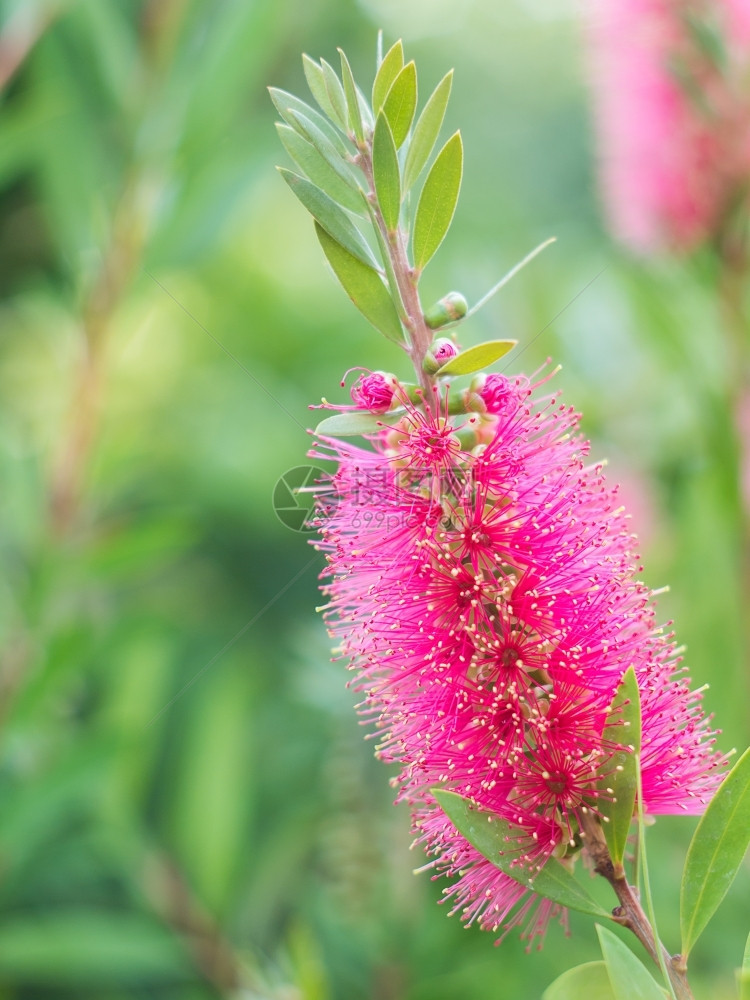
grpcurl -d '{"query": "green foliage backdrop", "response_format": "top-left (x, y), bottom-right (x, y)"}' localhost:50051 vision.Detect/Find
top-left (0, 1), bottom-right (747, 997)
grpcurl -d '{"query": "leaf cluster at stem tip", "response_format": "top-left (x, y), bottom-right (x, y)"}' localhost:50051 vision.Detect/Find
top-left (272, 35), bottom-right (557, 437)
top-left (272, 35), bottom-right (461, 346)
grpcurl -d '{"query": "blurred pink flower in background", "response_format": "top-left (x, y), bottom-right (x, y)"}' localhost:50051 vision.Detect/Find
top-left (588, 0), bottom-right (750, 252)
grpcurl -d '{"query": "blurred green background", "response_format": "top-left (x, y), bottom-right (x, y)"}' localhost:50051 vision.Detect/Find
top-left (0, 0), bottom-right (748, 997)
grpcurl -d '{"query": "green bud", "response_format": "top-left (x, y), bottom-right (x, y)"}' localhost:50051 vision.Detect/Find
top-left (455, 425), bottom-right (478, 451)
top-left (463, 374), bottom-right (486, 412)
top-left (447, 389), bottom-right (471, 414)
top-left (423, 291), bottom-right (468, 329)
top-left (463, 391), bottom-right (486, 414)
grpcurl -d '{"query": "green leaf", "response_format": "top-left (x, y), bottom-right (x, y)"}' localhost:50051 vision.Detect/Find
top-left (278, 169), bottom-right (375, 267)
top-left (356, 83), bottom-right (374, 131)
top-left (436, 339), bottom-right (516, 376)
top-left (276, 124), bottom-right (365, 216)
top-left (320, 59), bottom-right (349, 130)
top-left (287, 109), bottom-right (354, 172)
top-left (372, 113), bottom-right (401, 231)
top-left (338, 49), bottom-right (364, 142)
top-left (596, 925), bottom-right (668, 1000)
top-left (169, 665), bottom-right (253, 911)
top-left (684, 11), bottom-right (727, 70)
top-left (286, 110), bottom-right (366, 210)
top-left (403, 70), bottom-right (453, 191)
top-left (433, 789), bottom-right (610, 919)
top-left (316, 223), bottom-right (404, 343)
top-left (412, 131), bottom-right (463, 271)
top-left (598, 666), bottom-right (641, 870)
top-left (0, 912), bottom-right (189, 985)
top-left (0, 737), bottom-right (116, 870)
top-left (372, 39), bottom-right (404, 112)
top-left (680, 745), bottom-right (750, 957)
top-left (269, 87), bottom-right (351, 157)
top-left (302, 54), bottom-right (346, 129)
top-left (543, 962), bottom-right (616, 1000)
top-left (315, 410), bottom-right (401, 437)
top-left (740, 929), bottom-right (750, 1000)
top-left (382, 61), bottom-right (417, 148)
top-left (367, 208), bottom-right (409, 323)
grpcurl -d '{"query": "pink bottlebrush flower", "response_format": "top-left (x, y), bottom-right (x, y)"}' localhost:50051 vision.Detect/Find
top-left (588, 0), bottom-right (750, 252)
top-left (310, 369), bottom-right (726, 946)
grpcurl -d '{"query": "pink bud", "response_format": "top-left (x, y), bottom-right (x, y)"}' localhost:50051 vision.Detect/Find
top-left (350, 371), bottom-right (397, 412)
top-left (423, 338), bottom-right (460, 374)
top-left (474, 372), bottom-right (528, 414)
top-left (431, 338), bottom-right (459, 363)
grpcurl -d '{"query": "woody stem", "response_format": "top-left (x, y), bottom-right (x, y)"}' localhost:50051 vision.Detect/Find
top-left (580, 810), bottom-right (694, 1000)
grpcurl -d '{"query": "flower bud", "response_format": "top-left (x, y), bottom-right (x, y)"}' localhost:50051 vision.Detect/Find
top-left (423, 337), bottom-right (459, 374)
top-left (350, 371), bottom-right (398, 412)
top-left (423, 291), bottom-right (468, 330)
top-left (471, 372), bottom-right (528, 414)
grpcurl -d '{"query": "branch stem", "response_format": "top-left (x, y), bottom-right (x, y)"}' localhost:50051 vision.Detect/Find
top-left (580, 810), bottom-right (694, 1000)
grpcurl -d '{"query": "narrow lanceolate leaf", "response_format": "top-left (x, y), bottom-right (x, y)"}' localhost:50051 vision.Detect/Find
top-left (356, 84), bottom-right (374, 131)
top-left (382, 61), bottom-right (417, 147)
top-left (433, 790), bottom-right (610, 919)
top-left (542, 962), bottom-right (616, 1000)
top-left (320, 59), bottom-right (349, 130)
top-left (279, 169), bottom-right (376, 267)
top-left (372, 113), bottom-right (401, 231)
top-left (276, 125), bottom-right (365, 216)
top-left (412, 131), bottom-right (463, 271)
top-left (436, 339), bottom-right (516, 376)
top-left (403, 70), bottom-right (453, 191)
top-left (338, 49), bottom-right (364, 142)
top-left (269, 88), bottom-right (351, 158)
top-left (288, 111), bottom-right (366, 209)
top-left (680, 745), bottom-right (750, 957)
top-left (598, 666), bottom-right (642, 870)
top-left (596, 925), bottom-right (668, 1000)
top-left (302, 55), bottom-right (346, 128)
top-left (372, 39), bottom-right (404, 112)
top-left (0, 911), bottom-right (189, 985)
top-left (740, 929), bottom-right (750, 1000)
top-left (315, 223), bottom-right (404, 343)
top-left (315, 410), bottom-right (402, 437)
